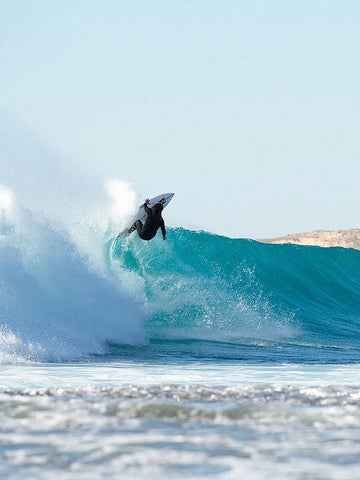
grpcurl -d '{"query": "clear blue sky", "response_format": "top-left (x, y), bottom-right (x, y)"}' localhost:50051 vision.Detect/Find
top-left (1, 0), bottom-right (359, 238)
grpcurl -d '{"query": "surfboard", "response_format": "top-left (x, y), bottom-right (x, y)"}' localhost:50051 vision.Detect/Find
top-left (117, 193), bottom-right (175, 238)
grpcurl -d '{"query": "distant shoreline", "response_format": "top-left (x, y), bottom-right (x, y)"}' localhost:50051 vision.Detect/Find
top-left (257, 228), bottom-right (360, 250)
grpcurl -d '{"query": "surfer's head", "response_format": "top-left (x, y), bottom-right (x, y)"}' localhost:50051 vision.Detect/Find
top-left (153, 203), bottom-right (163, 216)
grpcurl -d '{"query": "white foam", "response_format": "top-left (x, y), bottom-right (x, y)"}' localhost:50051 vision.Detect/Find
top-left (0, 184), bottom-right (146, 363)
top-left (66, 178), bottom-right (138, 269)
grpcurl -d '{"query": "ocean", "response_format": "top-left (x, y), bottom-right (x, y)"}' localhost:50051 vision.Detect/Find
top-left (1, 194), bottom-right (360, 479)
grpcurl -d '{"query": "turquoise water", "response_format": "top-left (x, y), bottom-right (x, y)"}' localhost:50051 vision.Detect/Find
top-left (1, 205), bottom-right (360, 479)
top-left (109, 228), bottom-right (360, 365)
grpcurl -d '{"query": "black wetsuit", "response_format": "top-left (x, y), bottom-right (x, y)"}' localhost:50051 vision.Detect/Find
top-left (129, 202), bottom-right (166, 241)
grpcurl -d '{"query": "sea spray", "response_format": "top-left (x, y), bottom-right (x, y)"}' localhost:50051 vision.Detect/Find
top-left (66, 178), bottom-right (139, 269)
top-left (0, 185), bottom-right (146, 363)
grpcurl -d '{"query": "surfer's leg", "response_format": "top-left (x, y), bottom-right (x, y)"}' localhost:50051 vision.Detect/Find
top-left (127, 221), bottom-right (141, 235)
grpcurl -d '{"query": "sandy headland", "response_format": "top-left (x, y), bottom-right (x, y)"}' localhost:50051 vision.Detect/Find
top-left (258, 229), bottom-right (360, 250)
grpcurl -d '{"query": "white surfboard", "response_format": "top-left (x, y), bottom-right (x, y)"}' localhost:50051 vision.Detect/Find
top-left (117, 193), bottom-right (175, 238)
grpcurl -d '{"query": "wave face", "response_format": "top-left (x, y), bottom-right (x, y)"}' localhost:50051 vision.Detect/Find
top-left (1, 181), bottom-right (360, 364)
top-left (109, 228), bottom-right (360, 363)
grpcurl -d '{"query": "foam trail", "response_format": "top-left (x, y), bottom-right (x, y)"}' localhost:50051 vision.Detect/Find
top-left (0, 185), bottom-right (146, 364)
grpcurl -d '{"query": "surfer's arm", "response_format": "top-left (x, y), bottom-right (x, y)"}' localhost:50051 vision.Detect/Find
top-left (143, 200), bottom-right (152, 215)
top-left (160, 219), bottom-right (166, 240)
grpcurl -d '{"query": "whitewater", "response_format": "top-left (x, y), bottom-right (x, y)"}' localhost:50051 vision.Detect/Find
top-left (1, 182), bottom-right (360, 479)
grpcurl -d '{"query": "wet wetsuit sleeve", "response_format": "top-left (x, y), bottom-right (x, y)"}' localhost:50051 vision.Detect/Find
top-left (143, 202), bottom-right (152, 215)
top-left (160, 218), bottom-right (166, 238)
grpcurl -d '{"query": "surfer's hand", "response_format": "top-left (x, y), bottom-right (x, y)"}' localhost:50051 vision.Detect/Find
top-left (163, 236), bottom-right (166, 240)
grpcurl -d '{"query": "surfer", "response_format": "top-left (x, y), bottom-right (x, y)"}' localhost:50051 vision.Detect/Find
top-left (127, 198), bottom-right (166, 241)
